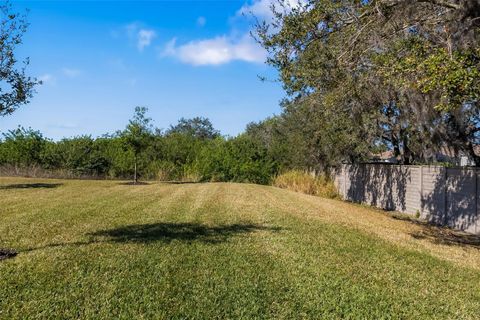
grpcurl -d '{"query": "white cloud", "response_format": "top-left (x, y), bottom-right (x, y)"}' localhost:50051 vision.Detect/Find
top-left (160, 0), bottom-right (306, 66)
top-left (125, 22), bottom-right (139, 38)
top-left (161, 38), bottom-right (177, 57)
top-left (124, 23), bottom-right (157, 51)
top-left (137, 29), bottom-right (156, 51)
top-left (237, 0), bottom-right (273, 18)
top-left (62, 68), bottom-right (82, 78)
top-left (196, 16), bottom-right (206, 27)
top-left (162, 35), bottom-right (266, 66)
top-left (236, 0), bottom-right (306, 19)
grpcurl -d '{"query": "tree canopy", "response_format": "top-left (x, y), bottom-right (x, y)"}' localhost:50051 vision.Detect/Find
top-left (254, 0), bottom-right (480, 166)
top-left (0, 1), bottom-right (39, 117)
top-left (167, 117), bottom-right (220, 140)
top-left (122, 106), bottom-right (153, 183)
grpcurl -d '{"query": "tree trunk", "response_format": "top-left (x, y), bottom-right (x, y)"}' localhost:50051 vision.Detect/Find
top-left (392, 135), bottom-right (401, 163)
top-left (467, 144), bottom-right (480, 167)
top-left (134, 154), bottom-right (137, 185)
top-left (401, 133), bottom-right (412, 165)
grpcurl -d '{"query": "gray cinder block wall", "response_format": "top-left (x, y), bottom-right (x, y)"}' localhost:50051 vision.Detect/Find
top-left (334, 164), bottom-right (479, 234)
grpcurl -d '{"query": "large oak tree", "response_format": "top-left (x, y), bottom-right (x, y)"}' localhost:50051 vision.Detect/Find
top-left (255, 0), bottom-right (480, 165)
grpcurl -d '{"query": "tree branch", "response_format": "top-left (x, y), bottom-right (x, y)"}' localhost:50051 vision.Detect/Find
top-left (380, 0), bottom-right (460, 10)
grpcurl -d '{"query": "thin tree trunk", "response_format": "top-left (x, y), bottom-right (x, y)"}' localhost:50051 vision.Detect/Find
top-left (134, 154), bottom-right (137, 185)
top-left (392, 136), bottom-right (401, 163)
top-left (402, 134), bottom-right (412, 165)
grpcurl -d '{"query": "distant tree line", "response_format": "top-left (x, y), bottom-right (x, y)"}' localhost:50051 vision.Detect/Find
top-left (0, 109), bottom-right (278, 184)
top-left (1, 0), bottom-right (479, 187)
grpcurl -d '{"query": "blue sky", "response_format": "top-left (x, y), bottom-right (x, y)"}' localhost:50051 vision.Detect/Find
top-left (0, 0), bottom-right (286, 139)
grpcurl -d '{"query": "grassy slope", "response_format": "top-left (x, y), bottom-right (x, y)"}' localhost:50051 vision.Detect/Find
top-left (1, 177), bottom-right (479, 319)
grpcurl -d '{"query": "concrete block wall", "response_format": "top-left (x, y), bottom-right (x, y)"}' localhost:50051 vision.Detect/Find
top-left (334, 164), bottom-right (479, 234)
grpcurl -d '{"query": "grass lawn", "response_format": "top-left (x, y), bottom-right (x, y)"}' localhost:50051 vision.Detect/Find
top-left (1, 177), bottom-right (480, 319)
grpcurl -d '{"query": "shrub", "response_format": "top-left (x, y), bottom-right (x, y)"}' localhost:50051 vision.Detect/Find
top-left (181, 167), bottom-right (201, 183)
top-left (0, 127), bottom-right (46, 167)
top-left (273, 170), bottom-right (339, 199)
top-left (41, 136), bottom-right (110, 176)
top-left (194, 135), bottom-right (278, 185)
top-left (0, 124), bottom-right (279, 184)
top-left (148, 161), bottom-right (176, 181)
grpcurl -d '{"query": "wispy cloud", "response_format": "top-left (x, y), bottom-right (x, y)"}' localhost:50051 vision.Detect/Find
top-left (137, 29), bottom-right (156, 51)
top-left (161, 35), bottom-right (265, 66)
top-left (196, 16), bottom-right (206, 27)
top-left (236, 0), bottom-right (274, 18)
top-left (161, 38), bottom-right (177, 57)
top-left (38, 73), bottom-right (56, 85)
top-left (236, 0), bottom-right (305, 19)
top-left (125, 22), bottom-right (156, 51)
top-left (62, 68), bottom-right (82, 78)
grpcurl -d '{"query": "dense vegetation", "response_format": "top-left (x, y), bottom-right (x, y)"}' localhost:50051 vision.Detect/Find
top-left (0, 110), bottom-right (278, 184)
top-left (2, 1), bottom-right (480, 184)
top-left (252, 0), bottom-right (480, 168)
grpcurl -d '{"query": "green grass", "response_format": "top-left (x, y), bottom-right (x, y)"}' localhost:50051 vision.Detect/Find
top-left (1, 177), bottom-right (480, 319)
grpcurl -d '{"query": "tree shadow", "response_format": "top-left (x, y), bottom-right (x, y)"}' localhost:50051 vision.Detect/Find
top-left (20, 222), bottom-right (282, 255)
top-left (0, 248), bottom-right (17, 261)
top-left (161, 181), bottom-right (203, 185)
top-left (88, 222), bottom-right (281, 244)
top-left (391, 214), bottom-right (480, 249)
top-left (340, 164), bottom-right (479, 234)
top-left (0, 183), bottom-right (63, 190)
top-left (345, 164), bottom-right (409, 211)
top-left (118, 181), bottom-right (150, 186)
top-left (422, 167), bottom-right (478, 233)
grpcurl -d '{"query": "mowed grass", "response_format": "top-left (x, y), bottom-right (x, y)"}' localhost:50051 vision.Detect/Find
top-left (1, 177), bottom-right (480, 319)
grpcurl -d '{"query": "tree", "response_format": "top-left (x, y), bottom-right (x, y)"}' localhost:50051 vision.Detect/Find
top-left (40, 136), bottom-right (110, 176)
top-left (195, 135), bottom-right (277, 184)
top-left (167, 117), bottom-right (220, 140)
top-left (0, 1), bottom-right (39, 117)
top-left (122, 106), bottom-right (153, 184)
top-left (0, 126), bottom-right (45, 167)
top-left (255, 0), bottom-right (480, 165)
top-left (246, 97), bottom-right (374, 173)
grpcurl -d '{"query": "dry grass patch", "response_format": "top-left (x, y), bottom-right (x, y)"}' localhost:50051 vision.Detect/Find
top-left (273, 170), bottom-right (339, 198)
top-left (264, 187), bottom-right (480, 270)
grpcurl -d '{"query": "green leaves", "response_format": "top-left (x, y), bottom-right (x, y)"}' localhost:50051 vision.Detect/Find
top-left (0, 1), bottom-right (39, 117)
top-left (255, 0), bottom-right (480, 165)
top-left (377, 40), bottom-right (480, 112)
top-left (122, 106), bottom-right (154, 156)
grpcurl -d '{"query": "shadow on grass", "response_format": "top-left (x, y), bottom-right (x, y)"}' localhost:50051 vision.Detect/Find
top-left (391, 214), bottom-right (480, 249)
top-left (0, 183), bottom-right (63, 190)
top-left (21, 222), bottom-right (282, 254)
top-left (89, 222), bottom-right (281, 244)
top-left (118, 181), bottom-right (150, 186)
top-left (0, 248), bottom-right (17, 261)
top-left (161, 181), bottom-right (204, 185)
